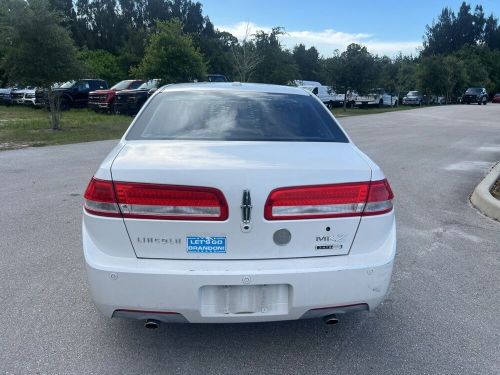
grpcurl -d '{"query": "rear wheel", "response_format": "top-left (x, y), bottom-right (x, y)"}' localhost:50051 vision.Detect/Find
top-left (482, 97), bottom-right (487, 105)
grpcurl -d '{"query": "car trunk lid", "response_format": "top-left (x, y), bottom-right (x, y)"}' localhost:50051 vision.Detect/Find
top-left (110, 141), bottom-right (372, 260)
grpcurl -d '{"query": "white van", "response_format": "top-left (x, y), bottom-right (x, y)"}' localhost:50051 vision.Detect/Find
top-left (299, 85), bottom-right (344, 108)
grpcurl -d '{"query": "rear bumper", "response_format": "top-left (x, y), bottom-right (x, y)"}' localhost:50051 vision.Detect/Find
top-left (83, 223), bottom-right (396, 323)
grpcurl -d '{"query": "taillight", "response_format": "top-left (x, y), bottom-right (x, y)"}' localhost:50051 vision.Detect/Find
top-left (264, 179), bottom-right (393, 220)
top-left (83, 178), bottom-right (121, 217)
top-left (83, 178), bottom-right (228, 220)
top-left (114, 181), bottom-right (228, 220)
top-left (363, 179), bottom-right (394, 216)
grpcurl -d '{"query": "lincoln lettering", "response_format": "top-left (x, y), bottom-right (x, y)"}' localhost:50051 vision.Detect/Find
top-left (137, 237), bottom-right (181, 245)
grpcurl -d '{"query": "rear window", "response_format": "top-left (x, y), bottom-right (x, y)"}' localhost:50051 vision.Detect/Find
top-left (126, 90), bottom-right (348, 142)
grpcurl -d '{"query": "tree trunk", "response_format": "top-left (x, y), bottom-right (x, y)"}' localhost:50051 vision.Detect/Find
top-left (48, 87), bottom-right (61, 130)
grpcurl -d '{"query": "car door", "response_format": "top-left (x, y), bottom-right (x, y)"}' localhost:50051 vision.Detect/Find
top-left (74, 81), bottom-right (91, 107)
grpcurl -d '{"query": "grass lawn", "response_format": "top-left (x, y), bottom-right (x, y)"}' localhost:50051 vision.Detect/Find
top-left (331, 105), bottom-right (421, 117)
top-left (0, 105), bottom-right (132, 150)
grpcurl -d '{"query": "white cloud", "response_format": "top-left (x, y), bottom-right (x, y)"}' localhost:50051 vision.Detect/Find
top-left (217, 21), bottom-right (421, 57)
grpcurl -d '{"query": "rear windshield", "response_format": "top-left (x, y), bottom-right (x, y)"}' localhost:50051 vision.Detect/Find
top-left (126, 90), bottom-right (348, 142)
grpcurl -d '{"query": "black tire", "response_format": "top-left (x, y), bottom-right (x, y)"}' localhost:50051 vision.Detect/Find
top-left (483, 97), bottom-right (487, 105)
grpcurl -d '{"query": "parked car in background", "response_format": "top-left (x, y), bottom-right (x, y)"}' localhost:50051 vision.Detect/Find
top-left (300, 84), bottom-right (345, 108)
top-left (356, 89), bottom-right (398, 107)
top-left (402, 91), bottom-right (423, 105)
top-left (491, 93), bottom-right (500, 103)
top-left (114, 79), bottom-right (161, 115)
top-left (461, 87), bottom-right (488, 105)
top-left (88, 79), bottom-right (144, 113)
top-left (21, 88), bottom-right (41, 106)
top-left (0, 86), bottom-right (21, 105)
top-left (50, 79), bottom-right (109, 110)
top-left (11, 87), bottom-right (36, 105)
top-left (430, 95), bottom-right (446, 105)
top-left (206, 74), bottom-right (228, 82)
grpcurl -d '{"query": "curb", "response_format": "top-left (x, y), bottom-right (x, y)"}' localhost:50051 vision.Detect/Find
top-left (471, 161), bottom-right (500, 221)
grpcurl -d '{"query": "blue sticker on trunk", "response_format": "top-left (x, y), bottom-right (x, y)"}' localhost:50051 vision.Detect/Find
top-left (187, 236), bottom-right (227, 253)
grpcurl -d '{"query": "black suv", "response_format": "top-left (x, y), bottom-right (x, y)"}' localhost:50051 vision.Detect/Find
top-left (114, 79), bottom-right (160, 115)
top-left (462, 87), bottom-right (488, 105)
top-left (42, 79), bottom-right (109, 110)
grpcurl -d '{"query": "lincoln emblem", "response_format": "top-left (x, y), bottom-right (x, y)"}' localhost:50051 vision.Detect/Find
top-left (241, 189), bottom-right (252, 232)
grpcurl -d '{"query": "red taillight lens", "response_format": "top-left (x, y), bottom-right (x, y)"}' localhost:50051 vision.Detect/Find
top-left (83, 178), bottom-right (228, 220)
top-left (83, 178), bottom-right (121, 217)
top-left (264, 179), bottom-right (393, 220)
top-left (363, 179), bottom-right (394, 216)
top-left (113, 182), bottom-right (228, 220)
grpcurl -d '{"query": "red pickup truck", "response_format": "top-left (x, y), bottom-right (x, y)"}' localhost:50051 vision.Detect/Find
top-left (88, 79), bottom-right (144, 112)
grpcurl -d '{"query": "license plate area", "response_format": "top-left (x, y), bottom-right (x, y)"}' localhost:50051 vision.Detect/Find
top-left (200, 284), bottom-right (290, 317)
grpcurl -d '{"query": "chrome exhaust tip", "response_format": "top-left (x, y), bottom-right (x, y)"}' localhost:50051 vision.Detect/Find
top-left (323, 314), bottom-right (339, 325)
top-left (144, 319), bottom-right (160, 329)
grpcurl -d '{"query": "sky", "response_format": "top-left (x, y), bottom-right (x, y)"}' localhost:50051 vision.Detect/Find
top-left (201, 0), bottom-right (500, 57)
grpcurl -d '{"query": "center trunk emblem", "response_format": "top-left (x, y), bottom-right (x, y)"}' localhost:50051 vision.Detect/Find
top-left (240, 189), bottom-right (252, 233)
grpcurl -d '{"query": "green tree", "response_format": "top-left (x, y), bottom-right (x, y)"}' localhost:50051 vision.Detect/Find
top-left (326, 43), bottom-right (377, 110)
top-left (117, 26), bottom-right (148, 77)
top-left (418, 55), bottom-right (449, 99)
top-left (484, 15), bottom-right (500, 50)
top-left (1, 0), bottom-right (81, 129)
top-left (423, 2), bottom-right (488, 56)
top-left (293, 44), bottom-right (322, 81)
top-left (132, 19), bottom-right (206, 83)
top-left (393, 54), bottom-right (418, 100)
top-left (78, 48), bottom-right (126, 84)
top-left (195, 21), bottom-right (237, 77)
top-left (376, 56), bottom-right (397, 103)
top-left (252, 27), bottom-right (299, 85)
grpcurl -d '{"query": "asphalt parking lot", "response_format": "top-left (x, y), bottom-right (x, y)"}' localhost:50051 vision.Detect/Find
top-left (1, 105), bottom-right (499, 374)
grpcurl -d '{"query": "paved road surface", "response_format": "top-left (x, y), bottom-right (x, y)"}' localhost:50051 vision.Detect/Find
top-left (1, 105), bottom-right (499, 374)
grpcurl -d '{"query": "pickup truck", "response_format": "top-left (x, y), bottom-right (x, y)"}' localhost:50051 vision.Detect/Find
top-left (355, 89), bottom-right (398, 107)
top-left (49, 79), bottom-right (109, 110)
top-left (114, 79), bottom-right (161, 115)
top-left (88, 79), bottom-right (144, 113)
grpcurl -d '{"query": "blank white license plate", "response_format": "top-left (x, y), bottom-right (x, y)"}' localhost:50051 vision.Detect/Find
top-left (200, 284), bottom-right (290, 317)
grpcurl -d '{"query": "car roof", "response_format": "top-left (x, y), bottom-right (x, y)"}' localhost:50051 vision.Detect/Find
top-left (159, 82), bottom-right (310, 96)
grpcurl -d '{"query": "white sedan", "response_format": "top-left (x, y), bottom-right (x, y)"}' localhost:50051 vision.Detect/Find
top-left (83, 83), bottom-right (396, 327)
